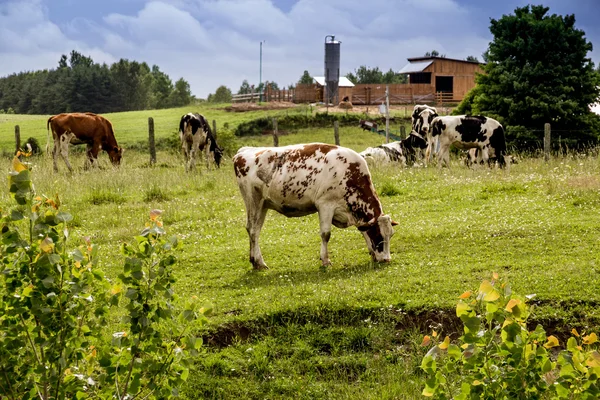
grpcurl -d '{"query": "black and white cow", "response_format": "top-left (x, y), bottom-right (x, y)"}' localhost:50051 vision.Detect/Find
top-left (359, 141), bottom-right (405, 164)
top-left (359, 132), bottom-right (428, 166)
top-left (411, 105), bottom-right (437, 131)
top-left (179, 113), bottom-right (223, 171)
top-left (431, 115), bottom-right (507, 168)
top-left (233, 143), bottom-right (398, 269)
top-left (412, 106), bottom-right (439, 164)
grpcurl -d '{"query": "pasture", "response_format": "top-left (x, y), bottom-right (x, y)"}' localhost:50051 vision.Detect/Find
top-left (1, 105), bottom-right (600, 398)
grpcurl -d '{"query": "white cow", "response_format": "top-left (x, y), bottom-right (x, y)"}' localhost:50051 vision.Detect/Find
top-left (233, 143), bottom-right (398, 269)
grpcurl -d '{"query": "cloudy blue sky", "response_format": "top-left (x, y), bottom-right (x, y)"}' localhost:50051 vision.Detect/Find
top-left (1, 0), bottom-right (599, 98)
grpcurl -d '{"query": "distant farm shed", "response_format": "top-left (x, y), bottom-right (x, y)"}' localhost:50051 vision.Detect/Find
top-left (313, 76), bottom-right (355, 104)
top-left (398, 56), bottom-right (484, 102)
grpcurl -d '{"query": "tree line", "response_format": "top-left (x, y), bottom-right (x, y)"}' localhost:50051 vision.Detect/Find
top-left (0, 50), bottom-right (193, 115)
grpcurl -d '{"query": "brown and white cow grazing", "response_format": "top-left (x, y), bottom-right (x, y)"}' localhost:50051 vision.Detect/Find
top-left (233, 143), bottom-right (398, 269)
top-left (431, 115), bottom-right (507, 168)
top-left (47, 112), bottom-right (122, 172)
top-left (179, 113), bottom-right (223, 172)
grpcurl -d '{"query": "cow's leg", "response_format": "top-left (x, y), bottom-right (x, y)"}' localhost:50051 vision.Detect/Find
top-left (52, 136), bottom-right (60, 172)
top-left (182, 142), bottom-right (191, 172)
top-left (205, 145), bottom-right (211, 170)
top-left (438, 143), bottom-right (450, 168)
top-left (87, 142), bottom-right (101, 169)
top-left (243, 188), bottom-right (268, 270)
top-left (317, 207), bottom-right (335, 266)
top-left (59, 133), bottom-right (73, 172)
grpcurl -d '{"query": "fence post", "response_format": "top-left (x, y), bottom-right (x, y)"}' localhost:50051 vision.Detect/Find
top-left (544, 123), bottom-right (551, 162)
top-left (272, 118), bottom-right (279, 147)
top-left (212, 120), bottom-right (217, 140)
top-left (148, 117), bottom-right (156, 165)
top-left (334, 121), bottom-right (340, 146)
top-left (14, 125), bottom-right (21, 154)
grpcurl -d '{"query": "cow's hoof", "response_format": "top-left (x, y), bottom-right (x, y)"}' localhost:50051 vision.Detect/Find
top-left (252, 264), bottom-right (269, 271)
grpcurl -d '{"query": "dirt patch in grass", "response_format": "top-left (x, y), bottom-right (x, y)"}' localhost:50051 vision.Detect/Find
top-left (566, 175), bottom-right (600, 190)
top-left (223, 102), bottom-right (298, 112)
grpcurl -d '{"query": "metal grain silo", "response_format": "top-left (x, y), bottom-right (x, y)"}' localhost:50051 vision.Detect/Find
top-left (324, 35), bottom-right (341, 105)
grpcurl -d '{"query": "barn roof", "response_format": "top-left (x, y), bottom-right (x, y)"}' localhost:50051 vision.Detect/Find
top-left (313, 76), bottom-right (355, 87)
top-left (398, 56), bottom-right (483, 74)
top-left (398, 60), bottom-right (433, 74)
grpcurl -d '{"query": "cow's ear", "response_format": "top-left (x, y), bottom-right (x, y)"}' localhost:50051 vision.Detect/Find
top-left (391, 220), bottom-right (399, 226)
top-left (357, 218), bottom-right (377, 231)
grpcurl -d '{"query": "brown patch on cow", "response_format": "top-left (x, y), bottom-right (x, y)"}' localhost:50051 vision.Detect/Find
top-left (343, 162), bottom-right (382, 223)
top-left (364, 227), bottom-right (385, 253)
top-left (234, 156), bottom-right (249, 177)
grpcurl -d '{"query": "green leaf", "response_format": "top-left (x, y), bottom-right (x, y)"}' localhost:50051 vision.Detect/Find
top-left (56, 211), bottom-right (73, 223)
top-left (42, 275), bottom-right (54, 288)
top-left (10, 210), bottom-right (24, 221)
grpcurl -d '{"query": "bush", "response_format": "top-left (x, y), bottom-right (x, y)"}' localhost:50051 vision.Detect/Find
top-left (234, 112), bottom-right (367, 137)
top-left (0, 156), bottom-right (207, 399)
top-left (421, 274), bottom-right (600, 399)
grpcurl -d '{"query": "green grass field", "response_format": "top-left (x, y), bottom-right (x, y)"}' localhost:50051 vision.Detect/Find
top-left (1, 105), bottom-right (600, 399)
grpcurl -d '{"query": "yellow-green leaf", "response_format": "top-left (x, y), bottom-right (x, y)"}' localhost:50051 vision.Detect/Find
top-left (12, 157), bottom-right (27, 172)
top-left (544, 335), bottom-right (559, 349)
top-left (40, 237), bottom-right (54, 253)
top-left (438, 336), bottom-right (450, 350)
top-left (505, 298), bottom-right (521, 312)
top-left (585, 351), bottom-right (600, 368)
top-left (583, 332), bottom-right (598, 345)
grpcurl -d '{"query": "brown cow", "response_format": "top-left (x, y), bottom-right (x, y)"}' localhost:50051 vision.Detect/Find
top-left (47, 112), bottom-right (123, 172)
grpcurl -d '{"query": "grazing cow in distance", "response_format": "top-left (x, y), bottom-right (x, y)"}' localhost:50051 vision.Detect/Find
top-left (359, 120), bottom-right (377, 132)
top-left (47, 112), bottom-right (122, 172)
top-left (179, 113), bottom-right (223, 171)
top-left (233, 143), bottom-right (398, 269)
top-left (431, 115), bottom-right (507, 168)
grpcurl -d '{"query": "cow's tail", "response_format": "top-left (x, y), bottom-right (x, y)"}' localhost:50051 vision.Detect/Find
top-left (45, 116), bottom-right (53, 156)
top-left (491, 124), bottom-right (507, 168)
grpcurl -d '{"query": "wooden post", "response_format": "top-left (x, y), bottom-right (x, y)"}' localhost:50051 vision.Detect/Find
top-left (334, 121), bottom-right (340, 146)
top-left (385, 85), bottom-right (390, 144)
top-left (14, 125), bottom-right (20, 154)
top-left (272, 118), bottom-right (279, 147)
top-left (148, 117), bottom-right (156, 165)
top-left (544, 123), bottom-right (551, 161)
top-left (212, 120), bottom-right (217, 140)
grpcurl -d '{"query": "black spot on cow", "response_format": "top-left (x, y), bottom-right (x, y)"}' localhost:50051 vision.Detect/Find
top-left (455, 116), bottom-right (488, 142)
top-left (378, 146), bottom-right (403, 162)
top-left (489, 125), bottom-right (507, 167)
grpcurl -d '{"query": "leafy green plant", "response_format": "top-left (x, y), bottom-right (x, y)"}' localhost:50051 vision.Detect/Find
top-left (0, 156), bottom-right (111, 399)
top-left (0, 157), bottom-right (207, 399)
top-left (420, 274), bottom-right (600, 399)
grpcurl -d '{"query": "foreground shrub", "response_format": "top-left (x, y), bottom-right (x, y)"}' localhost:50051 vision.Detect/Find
top-left (0, 156), bottom-right (206, 399)
top-left (421, 274), bottom-right (600, 399)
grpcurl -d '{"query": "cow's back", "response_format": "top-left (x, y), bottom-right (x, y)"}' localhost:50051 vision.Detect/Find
top-left (50, 113), bottom-right (113, 143)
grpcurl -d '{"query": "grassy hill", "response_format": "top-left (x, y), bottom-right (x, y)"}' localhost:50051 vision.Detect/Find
top-left (1, 104), bottom-right (600, 398)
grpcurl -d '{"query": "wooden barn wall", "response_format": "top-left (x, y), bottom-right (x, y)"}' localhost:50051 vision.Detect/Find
top-left (424, 59), bottom-right (483, 101)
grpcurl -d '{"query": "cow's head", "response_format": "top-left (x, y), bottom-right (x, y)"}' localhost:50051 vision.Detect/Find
top-left (109, 146), bottom-right (123, 166)
top-left (357, 215), bottom-right (398, 263)
top-left (414, 108), bottom-right (438, 138)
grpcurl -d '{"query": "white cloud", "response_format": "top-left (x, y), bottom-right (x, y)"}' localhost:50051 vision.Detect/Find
top-left (2, 0), bottom-right (596, 99)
